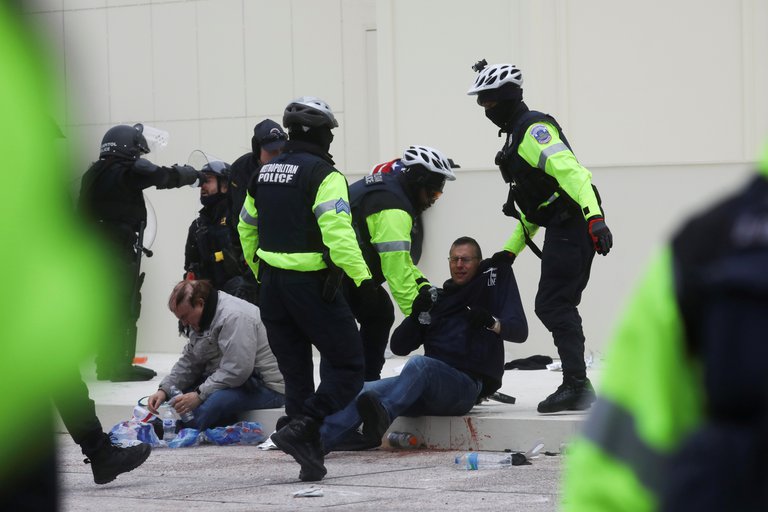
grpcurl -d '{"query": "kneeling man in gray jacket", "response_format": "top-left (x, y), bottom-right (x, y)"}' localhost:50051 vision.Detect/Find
top-left (148, 280), bottom-right (285, 430)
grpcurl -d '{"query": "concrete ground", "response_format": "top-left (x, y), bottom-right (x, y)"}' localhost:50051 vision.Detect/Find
top-left (57, 352), bottom-right (598, 511)
top-left (58, 435), bottom-right (563, 511)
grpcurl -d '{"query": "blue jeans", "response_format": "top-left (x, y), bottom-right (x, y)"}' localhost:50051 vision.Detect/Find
top-left (185, 375), bottom-right (285, 431)
top-left (320, 355), bottom-right (482, 450)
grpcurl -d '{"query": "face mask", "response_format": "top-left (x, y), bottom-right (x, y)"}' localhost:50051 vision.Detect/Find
top-left (315, 128), bottom-right (334, 152)
top-left (484, 101), bottom-right (519, 129)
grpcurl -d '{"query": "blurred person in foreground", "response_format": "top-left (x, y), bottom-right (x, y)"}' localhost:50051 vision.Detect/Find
top-left (0, 4), bottom-right (149, 509)
top-left (563, 141), bottom-right (768, 512)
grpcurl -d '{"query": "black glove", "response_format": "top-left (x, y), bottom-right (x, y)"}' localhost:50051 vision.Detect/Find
top-left (356, 279), bottom-right (380, 311)
top-left (410, 286), bottom-right (436, 317)
top-left (174, 164), bottom-right (202, 187)
top-left (466, 306), bottom-right (496, 329)
top-left (587, 216), bottom-right (613, 256)
top-left (491, 250), bottom-right (516, 266)
top-left (479, 250), bottom-right (516, 272)
top-left (502, 201), bottom-right (516, 217)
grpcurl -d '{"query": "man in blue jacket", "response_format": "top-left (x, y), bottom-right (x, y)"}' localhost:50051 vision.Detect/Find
top-left (320, 236), bottom-right (528, 451)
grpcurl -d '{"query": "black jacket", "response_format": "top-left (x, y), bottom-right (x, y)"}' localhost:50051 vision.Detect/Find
top-left (390, 263), bottom-right (527, 398)
top-left (184, 196), bottom-right (248, 287)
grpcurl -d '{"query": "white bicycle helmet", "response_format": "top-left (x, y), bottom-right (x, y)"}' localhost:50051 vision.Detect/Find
top-left (283, 96), bottom-right (339, 129)
top-left (467, 62), bottom-right (523, 95)
top-left (401, 145), bottom-right (456, 181)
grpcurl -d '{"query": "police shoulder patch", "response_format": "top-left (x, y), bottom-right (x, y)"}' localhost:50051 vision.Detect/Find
top-left (364, 174), bottom-right (384, 185)
top-left (335, 198), bottom-right (351, 215)
top-left (530, 124), bottom-right (552, 145)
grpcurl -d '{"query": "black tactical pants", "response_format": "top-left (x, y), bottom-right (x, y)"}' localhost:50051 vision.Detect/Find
top-left (534, 215), bottom-right (595, 380)
top-left (259, 266), bottom-right (365, 421)
top-left (96, 256), bottom-right (141, 376)
top-left (345, 279), bottom-right (395, 381)
top-left (52, 365), bottom-right (106, 455)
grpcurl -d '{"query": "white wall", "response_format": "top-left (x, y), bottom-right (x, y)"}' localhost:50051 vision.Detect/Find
top-left (24, 0), bottom-right (768, 362)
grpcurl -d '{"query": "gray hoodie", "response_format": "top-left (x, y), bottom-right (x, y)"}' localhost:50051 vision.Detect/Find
top-left (160, 291), bottom-right (284, 400)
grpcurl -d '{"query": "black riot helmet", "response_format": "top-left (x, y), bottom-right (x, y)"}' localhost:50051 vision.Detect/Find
top-left (201, 160), bottom-right (231, 181)
top-left (99, 123), bottom-right (150, 160)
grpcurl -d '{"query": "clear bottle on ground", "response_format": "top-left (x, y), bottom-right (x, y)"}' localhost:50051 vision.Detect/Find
top-left (169, 385), bottom-right (195, 422)
top-left (159, 404), bottom-right (177, 442)
top-left (454, 452), bottom-right (528, 470)
top-left (387, 431), bottom-right (419, 449)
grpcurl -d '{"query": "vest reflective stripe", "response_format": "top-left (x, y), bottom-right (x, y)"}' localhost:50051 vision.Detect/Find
top-left (583, 397), bottom-right (668, 494)
top-left (537, 142), bottom-right (569, 171)
top-left (314, 198), bottom-right (350, 219)
top-left (256, 249), bottom-right (326, 271)
top-left (240, 205), bottom-right (257, 226)
top-left (373, 240), bottom-right (411, 253)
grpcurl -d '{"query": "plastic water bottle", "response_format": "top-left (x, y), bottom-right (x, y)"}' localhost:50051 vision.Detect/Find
top-left (454, 452), bottom-right (526, 470)
top-left (387, 432), bottom-right (419, 449)
top-left (169, 385), bottom-right (195, 422)
top-left (417, 286), bottom-right (438, 325)
top-left (159, 404), bottom-right (177, 442)
top-left (133, 404), bottom-right (155, 424)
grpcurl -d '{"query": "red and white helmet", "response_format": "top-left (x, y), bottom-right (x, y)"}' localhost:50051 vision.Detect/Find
top-left (401, 145), bottom-right (456, 181)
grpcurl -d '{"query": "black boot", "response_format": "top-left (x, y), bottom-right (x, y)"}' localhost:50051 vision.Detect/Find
top-left (356, 392), bottom-right (390, 447)
top-left (271, 416), bottom-right (326, 482)
top-left (275, 415), bottom-right (291, 432)
top-left (537, 377), bottom-right (596, 414)
top-left (84, 436), bottom-right (151, 484)
top-left (109, 364), bottom-right (157, 382)
top-left (330, 430), bottom-right (381, 452)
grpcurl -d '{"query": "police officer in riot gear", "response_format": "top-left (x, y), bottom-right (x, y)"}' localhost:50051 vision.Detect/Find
top-left (243, 96), bottom-right (373, 481)
top-left (347, 145), bottom-right (456, 381)
top-left (79, 123), bottom-right (202, 382)
top-left (468, 60), bottom-right (613, 413)
top-left (184, 158), bottom-right (257, 303)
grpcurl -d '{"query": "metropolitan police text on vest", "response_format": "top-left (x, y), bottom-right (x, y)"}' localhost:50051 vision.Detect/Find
top-left (258, 163), bottom-right (300, 184)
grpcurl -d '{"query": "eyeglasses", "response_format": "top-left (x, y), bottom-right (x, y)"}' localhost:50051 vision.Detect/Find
top-left (448, 256), bottom-right (479, 264)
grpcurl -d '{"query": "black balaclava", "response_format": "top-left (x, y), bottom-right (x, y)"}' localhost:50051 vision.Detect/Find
top-left (399, 165), bottom-right (445, 214)
top-left (478, 83), bottom-right (524, 130)
top-left (288, 126), bottom-right (334, 153)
